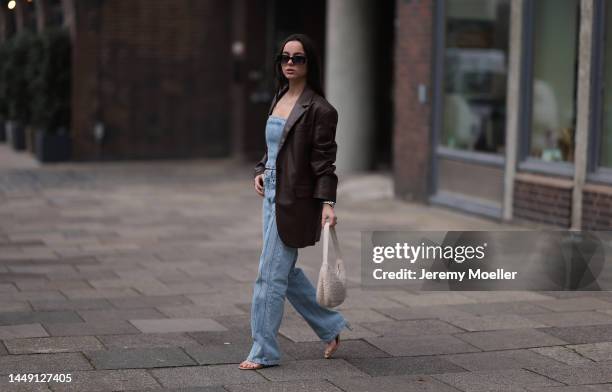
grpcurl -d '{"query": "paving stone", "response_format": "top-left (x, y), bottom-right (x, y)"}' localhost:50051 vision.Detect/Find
top-left (98, 332), bottom-right (201, 349)
top-left (451, 301), bottom-right (553, 316)
top-left (315, 289), bottom-right (408, 310)
top-left (77, 307), bottom-right (166, 322)
top-left (188, 330), bottom-right (256, 345)
top-left (279, 319), bottom-right (376, 343)
top-left (359, 319), bottom-right (464, 336)
top-left (522, 311), bottom-right (612, 327)
top-left (0, 273), bottom-right (48, 284)
top-left (0, 311), bottom-right (82, 326)
top-left (3, 336), bottom-right (104, 354)
top-left (212, 314), bottom-right (251, 330)
top-left (328, 374), bottom-right (463, 392)
top-left (0, 378), bottom-right (51, 391)
top-left (15, 279), bottom-right (92, 290)
top-left (157, 304), bottom-right (246, 318)
top-left (280, 339), bottom-right (391, 361)
top-left (365, 334), bottom-right (481, 356)
top-left (0, 291), bottom-right (66, 301)
top-left (130, 318), bottom-right (228, 333)
top-left (374, 305), bottom-right (474, 321)
top-left (145, 282), bottom-right (216, 296)
top-left (0, 323), bottom-right (49, 339)
top-left (455, 328), bottom-right (569, 350)
top-left (60, 287), bottom-right (141, 299)
top-left (0, 283), bottom-right (17, 292)
top-left (346, 355), bottom-right (465, 376)
top-left (539, 324), bottom-right (612, 344)
top-left (441, 349), bottom-right (568, 371)
top-left (385, 292), bottom-right (478, 307)
top-left (43, 320), bottom-right (140, 336)
top-left (529, 346), bottom-right (595, 366)
top-left (224, 379), bottom-right (343, 392)
top-left (47, 369), bottom-right (161, 392)
top-left (0, 301), bottom-right (31, 312)
top-left (332, 308), bottom-right (395, 323)
top-left (568, 342), bottom-right (612, 362)
top-left (527, 363), bottom-right (612, 385)
top-left (6, 159), bottom-right (612, 390)
top-left (128, 388), bottom-right (226, 392)
top-left (0, 352), bottom-right (92, 375)
top-left (533, 298), bottom-right (612, 312)
top-left (187, 292), bottom-right (257, 307)
top-left (150, 364), bottom-right (268, 388)
top-left (84, 347), bottom-right (196, 369)
top-left (184, 343), bottom-right (254, 365)
top-left (253, 358), bottom-right (367, 381)
top-left (108, 295), bottom-right (193, 309)
top-left (460, 291), bottom-right (554, 303)
top-left (432, 369), bottom-right (563, 391)
top-left (528, 385), bottom-right (612, 392)
top-left (444, 314), bottom-right (547, 331)
top-left (29, 298), bottom-right (113, 311)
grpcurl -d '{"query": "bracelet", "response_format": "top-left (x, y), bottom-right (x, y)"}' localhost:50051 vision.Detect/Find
top-left (322, 200), bottom-right (335, 208)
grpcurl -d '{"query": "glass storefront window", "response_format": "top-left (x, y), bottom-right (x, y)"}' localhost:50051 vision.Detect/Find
top-left (601, 2), bottom-right (612, 168)
top-left (441, 0), bottom-right (510, 154)
top-left (528, 0), bottom-right (579, 163)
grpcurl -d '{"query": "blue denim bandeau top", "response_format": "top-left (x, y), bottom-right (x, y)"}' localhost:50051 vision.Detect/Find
top-left (265, 115), bottom-right (286, 170)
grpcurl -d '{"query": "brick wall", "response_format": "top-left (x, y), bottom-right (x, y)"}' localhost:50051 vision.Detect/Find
top-left (582, 184), bottom-right (612, 230)
top-left (65, 0), bottom-right (232, 160)
top-left (392, 0), bottom-right (434, 202)
top-left (513, 173), bottom-right (572, 227)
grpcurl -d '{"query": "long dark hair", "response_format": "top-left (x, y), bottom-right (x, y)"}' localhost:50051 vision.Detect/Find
top-left (273, 33), bottom-right (325, 99)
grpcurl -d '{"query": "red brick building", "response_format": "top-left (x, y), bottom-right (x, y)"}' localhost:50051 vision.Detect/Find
top-left (1, 0), bottom-right (610, 230)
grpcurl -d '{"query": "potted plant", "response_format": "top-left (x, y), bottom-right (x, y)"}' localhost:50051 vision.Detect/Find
top-left (25, 33), bottom-right (45, 153)
top-left (5, 32), bottom-right (35, 151)
top-left (33, 27), bottom-right (72, 162)
top-left (0, 43), bottom-right (8, 143)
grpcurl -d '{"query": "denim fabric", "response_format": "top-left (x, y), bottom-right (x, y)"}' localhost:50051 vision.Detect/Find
top-left (247, 119), bottom-right (352, 365)
top-left (265, 116), bottom-right (285, 169)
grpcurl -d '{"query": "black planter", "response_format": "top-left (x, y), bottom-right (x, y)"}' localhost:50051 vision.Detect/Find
top-left (0, 120), bottom-right (6, 142)
top-left (34, 130), bottom-right (72, 162)
top-left (7, 121), bottom-right (26, 150)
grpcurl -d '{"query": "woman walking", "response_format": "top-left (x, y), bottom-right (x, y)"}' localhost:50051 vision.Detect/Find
top-left (239, 34), bottom-right (352, 370)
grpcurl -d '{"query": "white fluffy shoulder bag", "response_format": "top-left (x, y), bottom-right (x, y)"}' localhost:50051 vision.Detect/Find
top-left (316, 221), bottom-right (347, 308)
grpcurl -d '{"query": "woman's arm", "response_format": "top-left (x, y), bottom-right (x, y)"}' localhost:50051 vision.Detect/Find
top-left (310, 108), bottom-right (339, 203)
top-left (253, 148), bottom-right (268, 179)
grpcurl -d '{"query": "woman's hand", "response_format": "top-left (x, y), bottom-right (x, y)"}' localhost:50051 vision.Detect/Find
top-left (254, 174), bottom-right (264, 197)
top-left (321, 204), bottom-right (337, 227)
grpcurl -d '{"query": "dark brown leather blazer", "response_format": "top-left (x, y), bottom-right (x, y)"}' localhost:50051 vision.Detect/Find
top-left (253, 83), bottom-right (339, 248)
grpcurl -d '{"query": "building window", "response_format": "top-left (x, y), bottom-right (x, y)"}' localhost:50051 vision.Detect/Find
top-left (440, 0), bottom-right (510, 155)
top-left (600, 2), bottom-right (612, 168)
top-left (527, 0), bottom-right (579, 163)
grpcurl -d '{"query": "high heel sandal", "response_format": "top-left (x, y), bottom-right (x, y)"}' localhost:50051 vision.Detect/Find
top-left (324, 334), bottom-right (340, 359)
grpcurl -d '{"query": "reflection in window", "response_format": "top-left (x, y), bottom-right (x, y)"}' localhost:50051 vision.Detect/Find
top-left (441, 0), bottom-right (510, 154)
top-left (529, 0), bottom-right (579, 163)
top-left (601, 3), bottom-right (612, 168)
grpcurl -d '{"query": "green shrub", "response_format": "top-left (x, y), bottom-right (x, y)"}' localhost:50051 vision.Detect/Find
top-left (5, 31), bottom-right (37, 124)
top-left (0, 43), bottom-right (8, 119)
top-left (34, 27), bottom-right (72, 134)
top-left (26, 33), bottom-right (45, 128)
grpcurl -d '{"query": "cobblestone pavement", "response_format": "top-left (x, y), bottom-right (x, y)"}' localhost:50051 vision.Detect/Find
top-left (1, 144), bottom-right (612, 391)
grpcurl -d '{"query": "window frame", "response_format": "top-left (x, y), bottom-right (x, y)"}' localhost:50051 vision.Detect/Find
top-left (586, 0), bottom-right (612, 184)
top-left (517, 0), bottom-right (581, 177)
top-left (432, 0), bottom-right (511, 169)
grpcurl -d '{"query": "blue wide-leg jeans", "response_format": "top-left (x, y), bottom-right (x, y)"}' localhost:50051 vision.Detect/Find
top-left (246, 168), bottom-right (352, 365)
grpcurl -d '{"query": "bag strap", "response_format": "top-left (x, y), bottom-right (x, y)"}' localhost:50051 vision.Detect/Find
top-left (323, 221), bottom-right (344, 264)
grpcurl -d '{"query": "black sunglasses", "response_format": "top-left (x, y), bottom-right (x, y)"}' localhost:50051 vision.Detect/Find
top-left (277, 54), bottom-right (307, 65)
